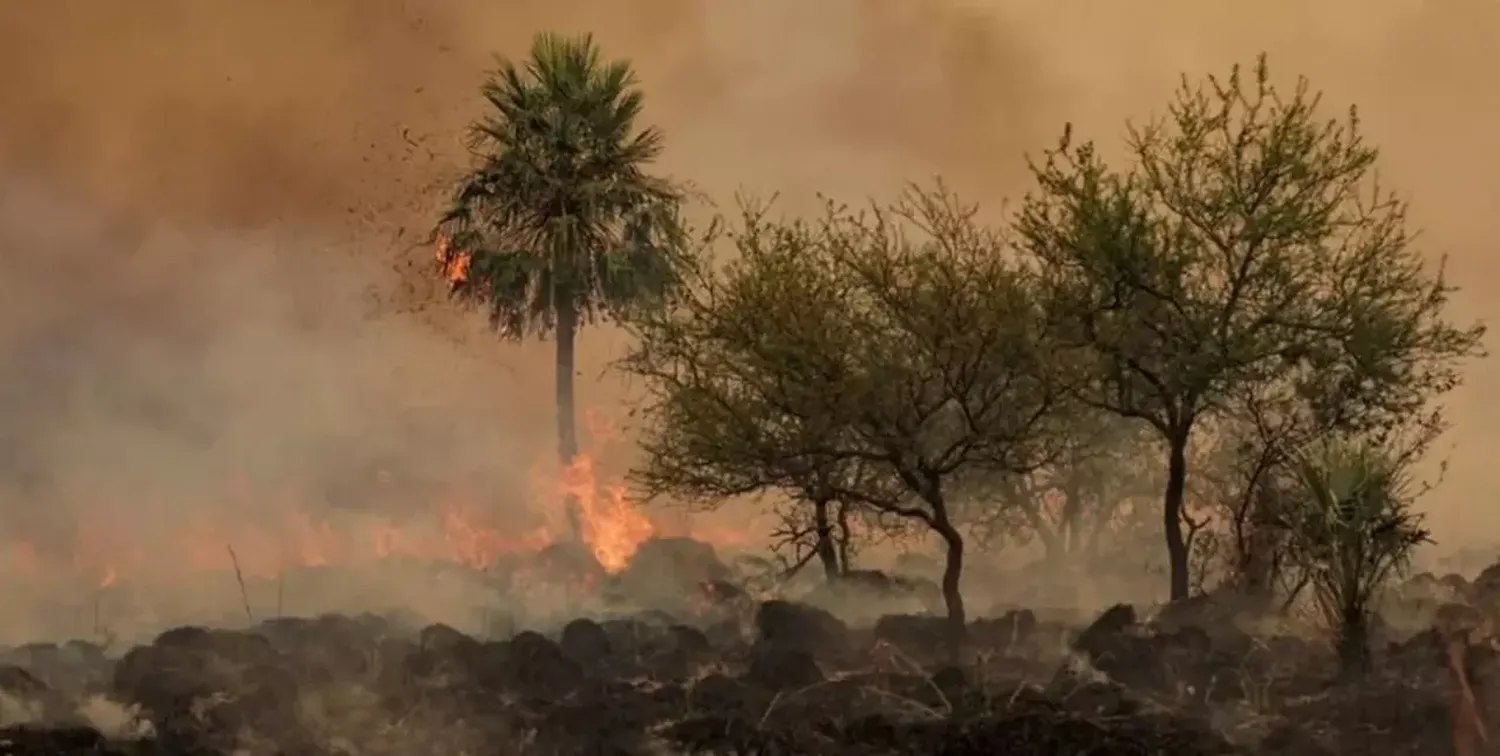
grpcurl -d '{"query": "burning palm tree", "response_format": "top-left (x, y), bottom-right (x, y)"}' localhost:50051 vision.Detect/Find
top-left (435, 32), bottom-right (689, 541)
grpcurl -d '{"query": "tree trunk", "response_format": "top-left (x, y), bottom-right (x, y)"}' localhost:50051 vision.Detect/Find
top-left (933, 515), bottom-right (967, 655)
top-left (555, 302), bottom-right (583, 543)
top-left (1163, 434), bottom-right (1191, 601)
top-left (1030, 516), bottom-right (1063, 564)
top-left (1338, 606), bottom-right (1372, 678)
top-left (835, 500), bottom-right (853, 572)
top-left (1238, 499), bottom-right (1280, 607)
top-left (1015, 499), bottom-right (1062, 562)
top-left (1058, 480), bottom-right (1083, 555)
top-left (1234, 467), bottom-right (1281, 604)
top-left (1081, 481), bottom-right (1112, 559)
top-left (813, 498), bottom-right (840, 580)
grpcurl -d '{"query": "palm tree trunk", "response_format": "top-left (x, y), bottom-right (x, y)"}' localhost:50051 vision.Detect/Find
top-left (1337, 605), bottom-right (1372, 678)
top-left (556, 301), bottom-right (583, 543)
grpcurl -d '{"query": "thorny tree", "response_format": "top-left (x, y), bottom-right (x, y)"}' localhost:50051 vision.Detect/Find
top-left (623, 186), bottom-right (1068, 644)
top-left (1015, 55), bottom-right (1484, 601)
top-left (966, 406), bottom-right (1161, 565)
top-left (436, 32), bottom-right (689, 541)
top-left (762, 494), bottom-right (873, 582)
top-left (1193, 370), bottom-right (1437, 608)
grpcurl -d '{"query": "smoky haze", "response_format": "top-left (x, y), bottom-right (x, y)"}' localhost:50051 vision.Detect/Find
top-left (0, 0), bottom-right (1496, 639)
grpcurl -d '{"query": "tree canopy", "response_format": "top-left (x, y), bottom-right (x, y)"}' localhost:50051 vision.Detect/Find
top-left (622, 186), bottom-right (1070, 640)
top-left (1014, 55), bottom-right (1484, 600)
top-left (436, 31), bottom-right (688, 336)
top-left (428, 36), bottom-right (1486, 654)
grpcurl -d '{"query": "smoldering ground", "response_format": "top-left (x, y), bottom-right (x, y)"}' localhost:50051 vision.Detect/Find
top-left (0, 0), bottom-right (1497, 642)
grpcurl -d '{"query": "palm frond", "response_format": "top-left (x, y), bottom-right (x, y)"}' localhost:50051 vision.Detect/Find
top-left (1279, 435), bottom-right (1430, 627)
top-left (434, 31), bottom-right (688, 340)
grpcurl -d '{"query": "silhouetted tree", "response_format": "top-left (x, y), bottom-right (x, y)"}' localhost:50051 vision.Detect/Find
top-left (436, 32), bottom-right (688, 539)
top-left (1015, 55), bottom-right (1484, 600)
top-left (623, 186), bottom-right (1069, 646)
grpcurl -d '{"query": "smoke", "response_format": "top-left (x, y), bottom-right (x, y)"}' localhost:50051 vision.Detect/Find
top-left (0, 0), bottom-right (1497, 637)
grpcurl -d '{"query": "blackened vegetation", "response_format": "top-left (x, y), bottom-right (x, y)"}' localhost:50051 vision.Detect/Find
top-left (6, 556), bottom-right (1500, 755)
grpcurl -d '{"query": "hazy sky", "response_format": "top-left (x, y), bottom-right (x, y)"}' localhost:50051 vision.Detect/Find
top-left (0, 0), bottom-right (1496, 591)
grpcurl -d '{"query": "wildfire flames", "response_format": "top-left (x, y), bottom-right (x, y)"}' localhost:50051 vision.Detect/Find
top-left (0, 240), bottom-right (735, 597)
top-left (436, 233), bottom-right (470, 287)
top-left (2, 450), bottom-right (661, 592)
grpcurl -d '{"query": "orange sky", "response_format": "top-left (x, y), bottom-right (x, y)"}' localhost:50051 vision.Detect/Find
top-left (0, 0), bottom-right (1496, 601)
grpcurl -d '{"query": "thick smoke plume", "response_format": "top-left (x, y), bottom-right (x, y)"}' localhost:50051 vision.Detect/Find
top-left (1, 0), bottom-right (1499, 640)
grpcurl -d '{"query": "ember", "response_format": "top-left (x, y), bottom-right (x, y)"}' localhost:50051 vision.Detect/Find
top-left (435, 233), bottom-right (470, 287)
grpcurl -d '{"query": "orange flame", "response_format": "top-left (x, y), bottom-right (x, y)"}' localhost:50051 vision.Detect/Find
top-left (436, 233), bottom-right (470, 286)
top-left (559, 454), bottom-right (655, 572)
top-left (0, 441), bottom-right (675, 592)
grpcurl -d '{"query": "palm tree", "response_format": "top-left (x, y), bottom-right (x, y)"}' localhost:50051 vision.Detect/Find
top-left (436, 32), bottom-right (688, 541)
top-left (1277, 437), bottom-right (1431, 677)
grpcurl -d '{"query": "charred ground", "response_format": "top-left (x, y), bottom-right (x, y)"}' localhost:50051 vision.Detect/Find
top-left (0, 536), bottom-right (1490, 756)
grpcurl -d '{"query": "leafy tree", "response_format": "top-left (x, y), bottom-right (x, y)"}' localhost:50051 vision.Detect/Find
top-left (1276, 437), bottom-right (1430, 676)
top-left (1014, 55), bottom-right (1485, 600)
top-left (969, 408), bottom-right (1160, 564)
top-left (622, 187), bottom-right (1068, 644)
top-left (435, 32), bottom-right (688, 540)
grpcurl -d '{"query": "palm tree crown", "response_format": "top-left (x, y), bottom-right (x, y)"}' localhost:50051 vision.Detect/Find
top-left (437, 31), bottom-right (687, 337)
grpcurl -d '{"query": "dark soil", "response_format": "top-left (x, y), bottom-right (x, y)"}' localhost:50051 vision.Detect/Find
top-left (0, 548), bottom-right (1490, 755)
